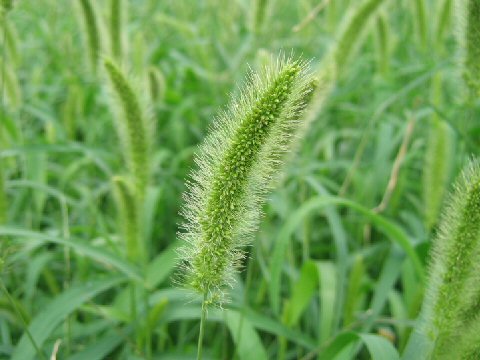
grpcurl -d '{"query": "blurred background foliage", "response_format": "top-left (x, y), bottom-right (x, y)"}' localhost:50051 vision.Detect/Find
top-left (0, 0), bottom-right (478, 359)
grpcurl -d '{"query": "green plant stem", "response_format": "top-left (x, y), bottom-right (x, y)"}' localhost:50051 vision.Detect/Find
top-left (197, 294), bottom-right (207, 360)
top-left (0, 280), bottom-right (47, 360)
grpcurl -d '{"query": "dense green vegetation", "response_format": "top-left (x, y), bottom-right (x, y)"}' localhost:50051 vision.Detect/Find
top-left (0, 0), bottom-right (479, 359)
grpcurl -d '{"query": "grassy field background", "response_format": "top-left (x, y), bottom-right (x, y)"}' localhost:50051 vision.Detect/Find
top-left (0, 0), bottom-right (479, 359)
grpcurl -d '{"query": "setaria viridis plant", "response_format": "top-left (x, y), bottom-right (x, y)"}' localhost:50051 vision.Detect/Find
top-left (405, 159), bottom-right (480, 359)
top-left (178, 56), bottom-right (317, 305)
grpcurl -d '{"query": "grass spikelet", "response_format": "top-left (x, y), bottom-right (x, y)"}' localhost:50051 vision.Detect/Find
top-left (464, 0), bottom-right (480, 96)
top-left (333, 0), bottom-right (387, 76)
top-left (61, 84), bottom-right (84, 140)
top-left (148, 66), bottom-right (166, 103)
top-left (421, 159), bottom-right (480, 355)
top-left (0, 165), bottom-right (6, 225)
top-left (249, 0), bottom-right (269, 34)
top-left (423, 74), bottom-right (455, 231)
top-left (423, 117), bottom-right (455, 231)
top-left (178, 56), bottom-right (316, 304)
top-left (77, 0), bottom-right (103, 73)
top-left (110, 0), bottom-right (125, 61)
top-left (104, 59), bottom-right (151, 200)
top-left (112, 176), bottom-right (143, 262)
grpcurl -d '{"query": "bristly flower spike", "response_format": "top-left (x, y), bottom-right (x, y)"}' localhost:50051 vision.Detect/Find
top-left (178, 56), bottom-right (317, 305)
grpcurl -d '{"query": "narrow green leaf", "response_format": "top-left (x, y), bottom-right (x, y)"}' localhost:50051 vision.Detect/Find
top-left (0, 227), bottom-right (143, 282)
top-left (224, 309), bottom-right (268, 360)
top-left (12, 277), bottom-right (125, 360)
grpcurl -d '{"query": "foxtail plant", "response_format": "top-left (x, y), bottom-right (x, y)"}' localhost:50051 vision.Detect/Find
top-left (306, 0), bottom-right (388, 123)
top-left (147, 66), bottom-right (166, 103)
top-left (423, 74), bottom-right (455, 231)
top-left (0, 166), bottom-right (6, 225)
top-left (104, 59), bottom-right (152, 201)
top-left (405, 159), bottom-right (480, 359)
top-left (179, 57), bottom-right (316, 304)
top-left (333, 0), bottom-right (388, 77)
top-left (457, 0), bottom-right (480, 96)
top-left (178, 56), bottom-right (316, 358)
top-left (110, 0), bottom-right (125, 61)
top-left (249, 0), bottom-right (269, 34)
top-left (77, 0), bottom-right (103, 73)
top-left (112, 176), bottom-right (143, 262)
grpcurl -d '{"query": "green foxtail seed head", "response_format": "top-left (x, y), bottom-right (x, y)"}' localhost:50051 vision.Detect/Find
top-left (110, 0), bottom-right (124, 61)
top-left (178, 56), bottom-right (317, 304)
top-left (112, 176), bottom-right (143, 263)
top-left (0, 165), bottom-right (6, 225)
top-left (77, 0), bottom-right (102, 73)
top-left (456, 0), bottom-right (480, 97)
top-left (104, 59), bottom-right (152, 201)
top-left (334, 0), bottom-right (387, 77)
top-left (464, 0), bottom-right (480, 96)
top-left (422, 159), bottom-right (480, 354)
top-left (423, 74), bottom-right (456, 231)
top-left (249, 0), bottom-right (269, 34)
top-left (148, 66), bottom-right (166, 103)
